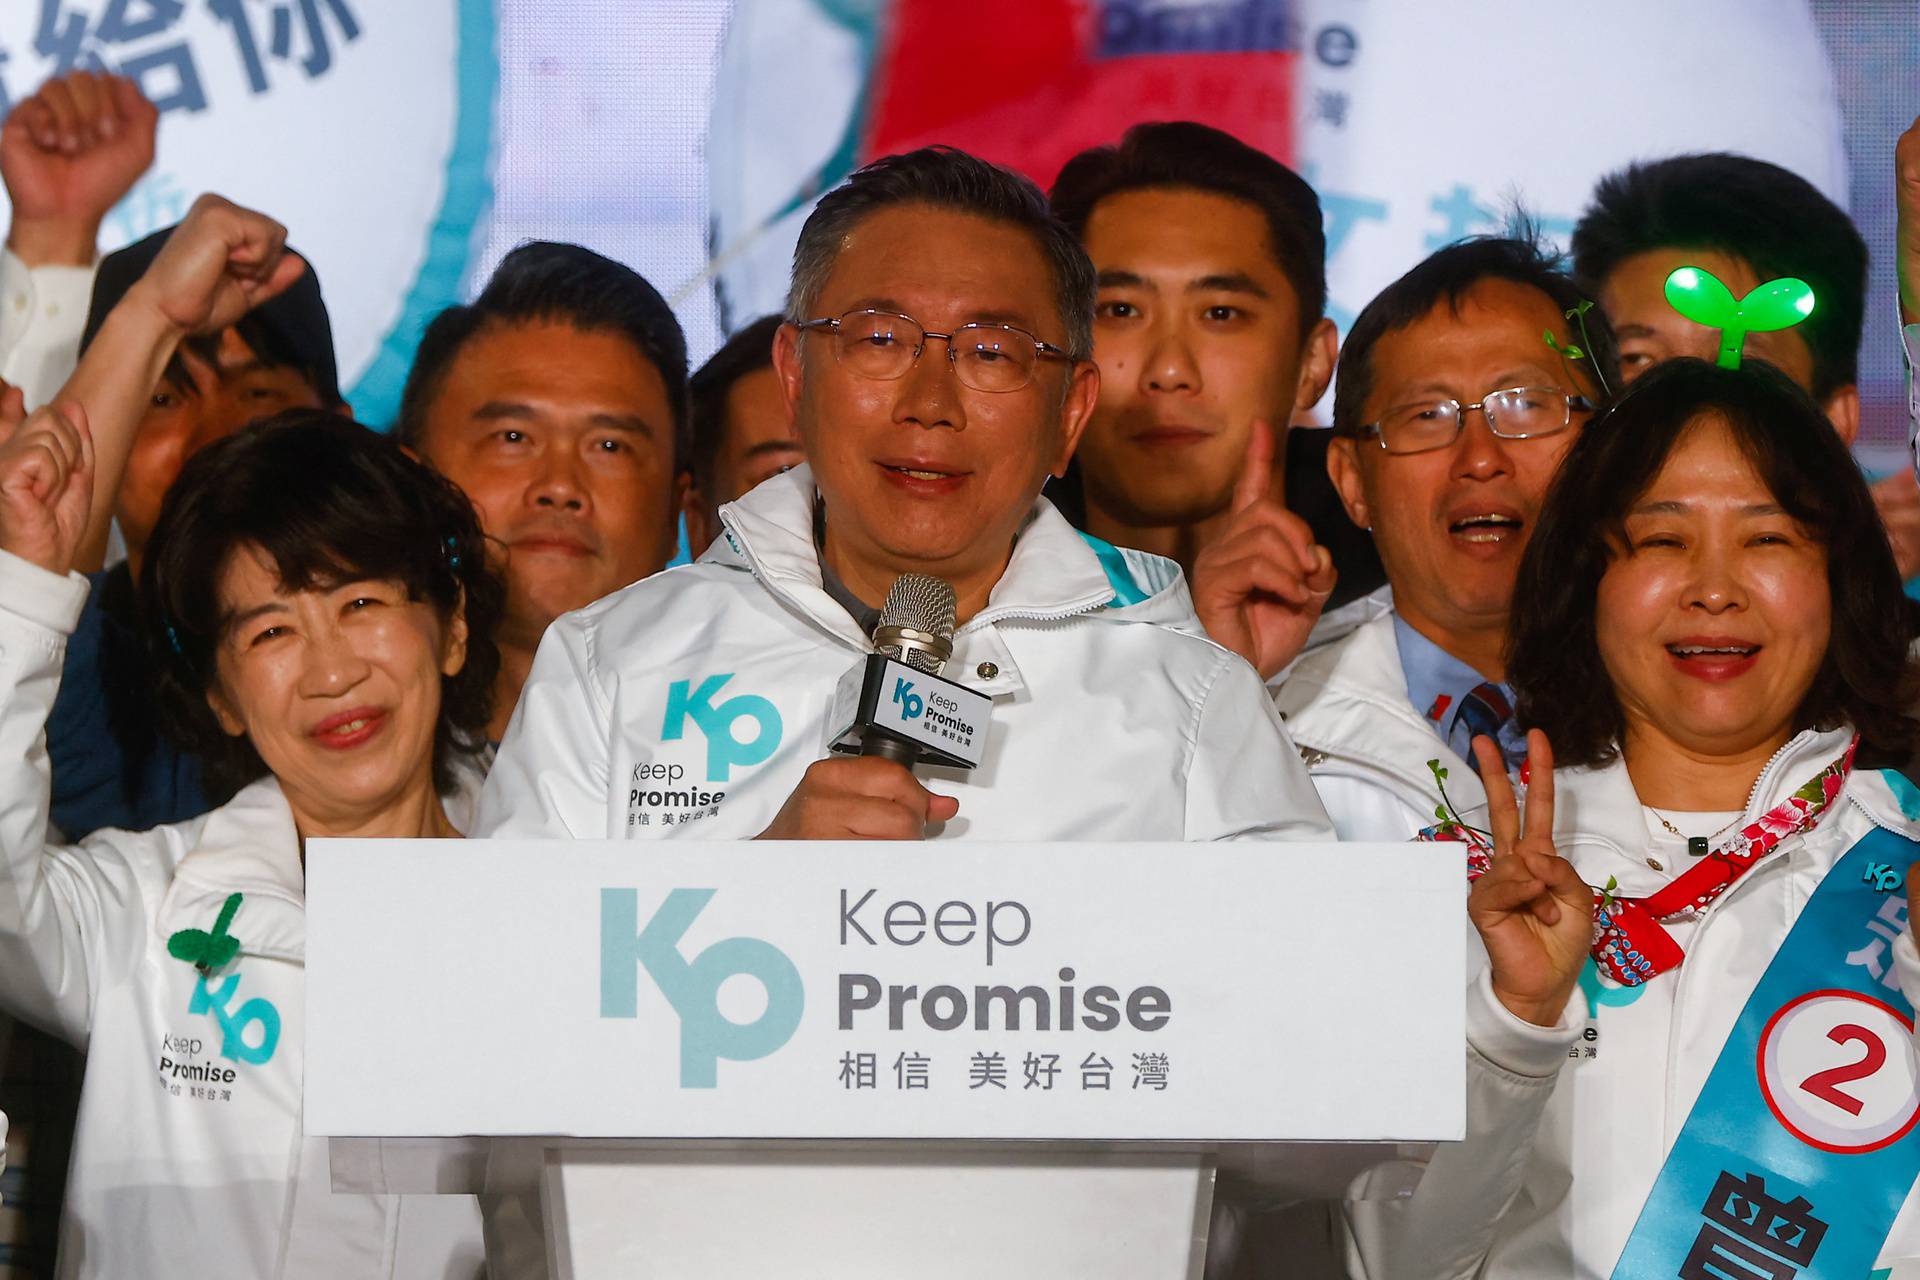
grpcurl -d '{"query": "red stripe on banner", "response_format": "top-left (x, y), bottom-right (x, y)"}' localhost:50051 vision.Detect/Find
top-left (861, 1), bottom-right (1296, 189)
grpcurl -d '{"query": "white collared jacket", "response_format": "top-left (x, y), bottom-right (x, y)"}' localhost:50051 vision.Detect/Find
top-left (1342, 725), bottom-right (1920, 1278)
top-left (477, 465), bottom-right (1332, 843)
top-left (1272, 595), bottom-right (1487, 841)
top-left (0, 549), bottom-right (483, 1280)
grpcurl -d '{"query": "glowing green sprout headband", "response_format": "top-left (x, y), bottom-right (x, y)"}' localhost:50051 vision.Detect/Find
top-left (1663, 266), bottom-right (1815, 369)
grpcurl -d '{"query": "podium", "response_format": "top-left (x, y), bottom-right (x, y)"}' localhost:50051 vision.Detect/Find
top-left (306, 841), bottom-right (1466, 1277)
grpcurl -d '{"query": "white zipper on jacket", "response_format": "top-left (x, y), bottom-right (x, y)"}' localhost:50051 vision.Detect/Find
top-left (1559, 735), bottom-right (1821, 867)
top-left (1741, 736), bottom-right (1801, 813)
top-left (713, 519), bottom-right (875, 653)
top-left (1847, 785), bottom-right (1918, 840)
top-left (1288, 692), bottom-right (1462, 807)
top-left (956, 591), bottom-right (1116, 634)
top-left (719, 506), bottom-right (1123, 647)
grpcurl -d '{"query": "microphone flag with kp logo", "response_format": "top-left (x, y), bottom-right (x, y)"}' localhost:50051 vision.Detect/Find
top-left (826, 574), bottom-right (992, 770)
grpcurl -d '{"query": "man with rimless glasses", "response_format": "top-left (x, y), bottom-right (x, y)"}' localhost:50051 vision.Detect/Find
top-left (478, 146), bottom-right (1331, 846)
top-left (1262, 236), bottom-right (1617, 841)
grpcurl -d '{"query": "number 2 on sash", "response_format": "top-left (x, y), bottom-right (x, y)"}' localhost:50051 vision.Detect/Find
top-left (1758, 990), bottom-right (1920, 1153)
top-left (1800, 1023), bottom-right (1886, 1117)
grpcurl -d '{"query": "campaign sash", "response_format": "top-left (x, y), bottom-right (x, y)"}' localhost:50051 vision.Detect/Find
top-left (1611, 820), bottom-right (1920, 1279)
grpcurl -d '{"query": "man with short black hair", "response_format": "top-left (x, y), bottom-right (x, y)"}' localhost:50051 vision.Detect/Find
top-left (1048, 120), bottom-right (1337, 560)
top-left (1572, 151), bottom-right (1920, 574)
top-left (1268, 236), bottom-right (1615, 840)
top-left (398, 241), bottom-right (691, 741)
top-left (1049, 122), bottom-right (1382, 678)
top-left (479, 146), bottom-right (1329, 845)
top-left (683, 312), bottom-right (800, 553)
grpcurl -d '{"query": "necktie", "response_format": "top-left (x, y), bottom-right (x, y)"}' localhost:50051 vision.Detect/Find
top-left (1452, 681), bottom-right (1518, 776)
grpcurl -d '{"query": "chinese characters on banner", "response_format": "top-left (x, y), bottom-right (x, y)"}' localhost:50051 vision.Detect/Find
top-left (1, 0), bottom-right (362, 117)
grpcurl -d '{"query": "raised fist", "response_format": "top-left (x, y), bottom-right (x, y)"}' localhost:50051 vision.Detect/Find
top-left (2, 71), bottom-right (158, 267)
top-left (0, 401), bottom-right (93, 576)
top-left (122, 192), bottom-right (306, 338)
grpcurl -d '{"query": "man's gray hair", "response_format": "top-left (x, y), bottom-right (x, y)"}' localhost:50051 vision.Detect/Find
top-left (785, 146), bottom-right (1095, 363)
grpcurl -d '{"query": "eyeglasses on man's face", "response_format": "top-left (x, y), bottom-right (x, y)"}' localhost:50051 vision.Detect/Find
top-left (795, 309), bottom-right (1072, 394)
top-left (1357, 386), bottom-right (1596, 456)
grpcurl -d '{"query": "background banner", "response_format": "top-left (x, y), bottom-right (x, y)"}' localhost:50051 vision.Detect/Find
top-left (0, 0), bottom-right (496, 427)
top-left (1, 2), bottom-right (1912, 458)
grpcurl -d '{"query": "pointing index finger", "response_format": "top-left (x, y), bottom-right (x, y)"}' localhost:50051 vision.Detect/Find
top-left (1230, 419), bottom-right (1276, 515)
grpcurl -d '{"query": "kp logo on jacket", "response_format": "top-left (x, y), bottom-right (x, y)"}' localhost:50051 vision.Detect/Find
top-left (662, 674), bottom-right (783, 781)
top-left (154, 971), bottom-right (283, 1105)
top-left (599, 888), bottom-right (804, 1087)
top-left (157, 892), bottom-right (280, 1101)
top-left (631, 674), bottom-right (784, 831)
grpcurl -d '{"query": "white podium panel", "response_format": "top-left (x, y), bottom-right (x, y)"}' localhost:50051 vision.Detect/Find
top-left (544, 1148), bottom-right (1210, 1280)
top-left (305, 840), bottom-right (1464, 1145)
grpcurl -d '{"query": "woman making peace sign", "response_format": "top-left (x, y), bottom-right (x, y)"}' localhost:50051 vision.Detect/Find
top-left (1345, 356), bottom-right (1920, 1279)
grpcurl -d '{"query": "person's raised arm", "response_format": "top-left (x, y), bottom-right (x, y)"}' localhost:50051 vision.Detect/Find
top-left (0, 72), bottom-right (157, 409)
top-left (58, 192), bottom-right (303, 570)
top-left (1898, 115), bottom-right (1920, 486)
top-left (2, 71), bottom-right (156, 271)
top-left (1899, 115), bottom-right (1919, 330)
top-left (0, 400), bottom-right (104, 1041)
top-left (1340, 732), bottom-right (1590, 1278)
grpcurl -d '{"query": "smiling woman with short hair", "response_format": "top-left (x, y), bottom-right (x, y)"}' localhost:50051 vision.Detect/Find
top-left (0, 406), bottom-right (503, 1279)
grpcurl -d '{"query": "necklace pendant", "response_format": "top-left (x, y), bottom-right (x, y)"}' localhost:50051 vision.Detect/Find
top-left (1687, 835), bottom-right (1711, 858)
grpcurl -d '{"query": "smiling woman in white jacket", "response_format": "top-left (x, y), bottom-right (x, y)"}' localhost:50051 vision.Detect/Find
top-left (0, 401), bottom-right (504, 1278)
top-left (1344, 358), bottom-right (1920, 1279)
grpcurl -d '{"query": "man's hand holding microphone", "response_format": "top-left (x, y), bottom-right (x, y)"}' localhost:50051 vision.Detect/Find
top-left (758, 572), bottom-right (969, 840)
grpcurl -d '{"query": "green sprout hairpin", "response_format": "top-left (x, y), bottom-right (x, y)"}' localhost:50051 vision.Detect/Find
top-left (1542, 299), bottom-right (1611, 399)
top-left (1663, 266), bottom-right (1815, 370)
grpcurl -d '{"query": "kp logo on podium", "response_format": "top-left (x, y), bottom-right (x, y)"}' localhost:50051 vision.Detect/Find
top-left (599, 888), bottom-right (804, 1087)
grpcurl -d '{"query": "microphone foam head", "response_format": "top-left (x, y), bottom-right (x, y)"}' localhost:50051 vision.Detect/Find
top-left (875, 573), bottom-right (957, 673)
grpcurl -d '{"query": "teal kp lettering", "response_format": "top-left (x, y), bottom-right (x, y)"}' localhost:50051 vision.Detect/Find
top-left (661, 674), bottom-right (783, 781)
top-left (892, 677), bottom-right (924, 719)
top-left (600, 888), bottom-right (804, 1087)
top-left (190, 973), bottom-right (281, 1065)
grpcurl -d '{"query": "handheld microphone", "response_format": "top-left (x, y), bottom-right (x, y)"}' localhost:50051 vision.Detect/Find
top-left (873, 572), bottom-right (957, 677)
top-left (827, 574), bottom-right (991, 770)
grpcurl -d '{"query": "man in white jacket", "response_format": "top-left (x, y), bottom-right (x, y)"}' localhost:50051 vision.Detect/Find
top-left (1204, 237), bottom-right (1616, 841)
top-left (478, 146), bottom-right (1331, 845)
